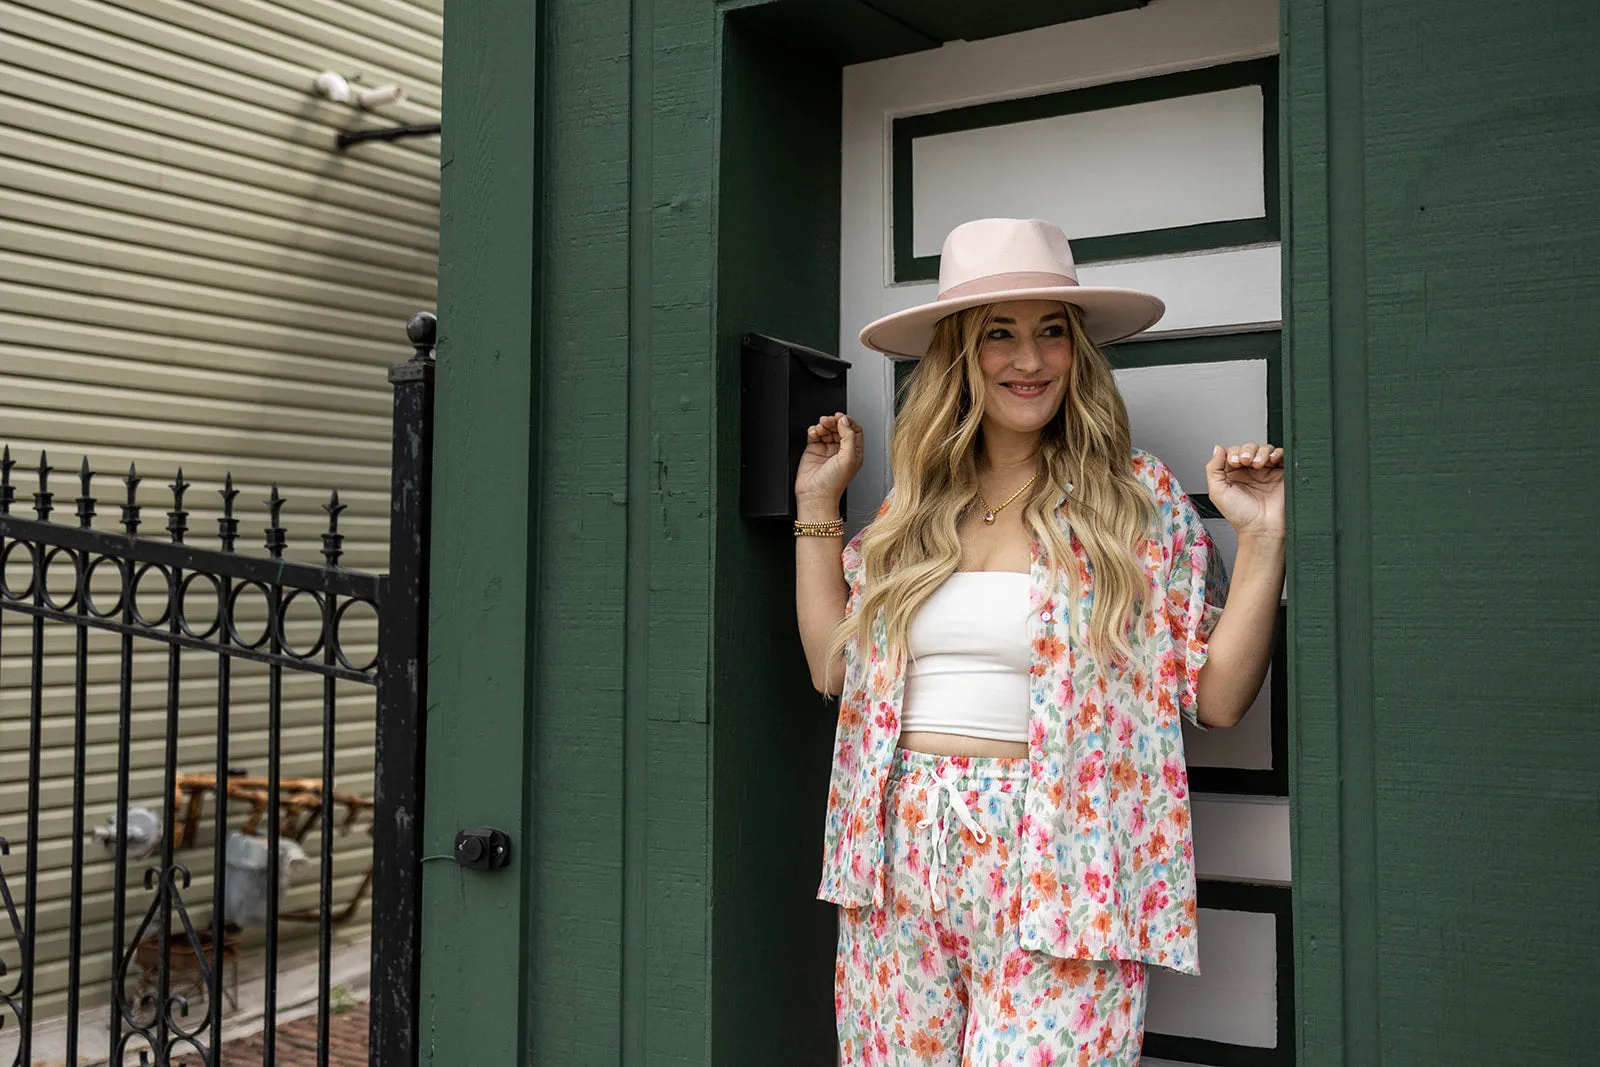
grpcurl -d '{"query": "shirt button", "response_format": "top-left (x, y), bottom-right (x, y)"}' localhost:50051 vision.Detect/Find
top-left (1031, 748), bottom-right (1046, 762)
top-left (1040, 610), bottom-right (1054, 623)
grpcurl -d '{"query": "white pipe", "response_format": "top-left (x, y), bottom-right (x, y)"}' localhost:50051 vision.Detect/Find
top-left (355, 84), bottom-right (406, 110)
top-left (312, 70), bottom-right (351, 104)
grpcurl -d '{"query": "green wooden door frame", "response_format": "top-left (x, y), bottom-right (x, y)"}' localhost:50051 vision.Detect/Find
top-left (419, 1), bottom-right (544, 1062)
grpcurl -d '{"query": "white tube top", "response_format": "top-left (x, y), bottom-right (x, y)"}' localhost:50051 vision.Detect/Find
top-left (900, 571), bottom-right (1032, 743)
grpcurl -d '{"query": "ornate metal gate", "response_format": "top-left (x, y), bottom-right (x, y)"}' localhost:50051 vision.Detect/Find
top-left (0, 315), bottom-right (435, 1066)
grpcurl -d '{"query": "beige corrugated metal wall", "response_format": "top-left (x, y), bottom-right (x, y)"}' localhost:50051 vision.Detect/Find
top-left (0, 0), bottom-right (441, 1026)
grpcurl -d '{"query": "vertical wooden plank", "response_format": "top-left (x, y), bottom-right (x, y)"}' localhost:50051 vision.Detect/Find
top-left (1358, 0), bottom-right (1600, 1059)
top-left (420, 0), bottom-right (540, 1061)
top-left (711, 14), bottom-right (843, 1065)
top-left (1289, 0), bottom-right (1600, 1060)
top-left (639, 2), bottom-right (719, 1060)
top-left (533, 0), bottom-right (633, 1060)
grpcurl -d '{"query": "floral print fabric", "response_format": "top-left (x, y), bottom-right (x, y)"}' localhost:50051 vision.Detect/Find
top-left (837, 750), bottom-right (1148, 1066)
top-left (819, 450), bottom-right (1227, 975)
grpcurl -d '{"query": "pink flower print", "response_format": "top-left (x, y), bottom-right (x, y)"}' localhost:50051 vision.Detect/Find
top-left (1114, 713), bottom-right (1136, 747)
top-left (986, 864), bottom-right (1006, 901)
top-left (936, 926), bottom-right (965, 957)
top-left (1071, 995), bottom-right (1098, 1035)
top-left (872, 702), bottom-right (896, 733)
top-left (1141, 881), bottom-right (1170, 918)
top-left (1049, 913), bottom-right (1075, 955)
top-left (1076, 752), bottom-right (1106, 790)
top-left (1162, 757), bottom-right (1188, 799)
top-left (1027, 1045), bottom-right (1059, 1066)
top-left (1082, 866), bottom-right (1110, 903)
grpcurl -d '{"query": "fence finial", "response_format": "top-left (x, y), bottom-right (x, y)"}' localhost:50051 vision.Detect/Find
top-left (265, 484), bottom-right (288, 560)
top-left (34, 452), bottom-right (53, 522)
top-left (167, 469), bottom-right (191, 544)
top-left (406, 311), bottom-right (437, 360)
top-left (0, 446), bottom-right (14, 516)
top-left (77, 457), bottom-right (96, 530)
top-left (218, 473), bottom-right (240, 552)
top-left (322, 488), bottom-right (348, 568)
top-left (122, 464), bottom-right (142, 535)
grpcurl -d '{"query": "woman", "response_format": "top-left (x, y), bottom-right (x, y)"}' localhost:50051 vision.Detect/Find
top-left (794, 218), bottom-right (1284, 1065)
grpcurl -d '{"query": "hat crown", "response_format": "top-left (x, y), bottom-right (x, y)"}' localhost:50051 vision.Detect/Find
top-left (937, 218), bottom-right (1079, 298)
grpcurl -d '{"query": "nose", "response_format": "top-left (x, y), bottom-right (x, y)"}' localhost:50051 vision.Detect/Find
top-left (1012, 335), bottom-right (1045, 373)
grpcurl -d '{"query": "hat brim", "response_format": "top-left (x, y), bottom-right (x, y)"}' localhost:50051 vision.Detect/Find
top-left (858, 286), bottom-right (1165, 360)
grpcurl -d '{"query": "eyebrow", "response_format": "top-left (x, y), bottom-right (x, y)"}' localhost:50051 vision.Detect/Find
top-left (990, 311), bottom-right (1069, 326)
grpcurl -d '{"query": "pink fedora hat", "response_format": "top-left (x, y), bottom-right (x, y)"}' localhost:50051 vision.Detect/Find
top-left (859, 218), bottom-right (1165, 359)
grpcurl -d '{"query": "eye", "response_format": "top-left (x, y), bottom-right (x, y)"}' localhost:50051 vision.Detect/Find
top-left (985, 328), bottom-right (1013, 341)
top-left (1040, 324), bottom-right (1067, 338)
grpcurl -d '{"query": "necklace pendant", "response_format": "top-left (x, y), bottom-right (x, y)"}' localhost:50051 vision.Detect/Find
top-left (983, 511), bottom-right (997, 525)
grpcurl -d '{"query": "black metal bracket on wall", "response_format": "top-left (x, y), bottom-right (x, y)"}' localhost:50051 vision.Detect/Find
top-left (336, 123), bottom-right (442, 150)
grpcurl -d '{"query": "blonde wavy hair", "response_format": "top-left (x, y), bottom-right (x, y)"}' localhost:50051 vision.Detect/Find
top-left (835, 302), bottom-right (1155, 665)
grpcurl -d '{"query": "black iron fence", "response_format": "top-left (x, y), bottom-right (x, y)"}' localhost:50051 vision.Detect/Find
top-left (0, 314), bottom-right (435, 1066)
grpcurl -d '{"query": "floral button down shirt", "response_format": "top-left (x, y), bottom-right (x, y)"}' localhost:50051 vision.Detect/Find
top-left (817, 449), bottom-right (1228, 976)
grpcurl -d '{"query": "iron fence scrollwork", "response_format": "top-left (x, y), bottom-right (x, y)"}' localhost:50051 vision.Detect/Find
top-left (0, 313), bottom-right (435, 1066)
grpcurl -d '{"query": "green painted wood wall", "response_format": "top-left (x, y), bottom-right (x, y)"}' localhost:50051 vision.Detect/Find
top-left (424, 1), bottom-right (844, 1062)
top-left (1285, 0), bottom-right (1600, 1061)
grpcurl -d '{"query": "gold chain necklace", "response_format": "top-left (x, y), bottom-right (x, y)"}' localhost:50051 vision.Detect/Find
top-left (975, 472), bottom-right (1037, 525)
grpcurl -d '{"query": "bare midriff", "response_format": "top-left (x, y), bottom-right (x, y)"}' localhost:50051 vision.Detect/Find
top-left (897, 731), bottom-right (1029, 760)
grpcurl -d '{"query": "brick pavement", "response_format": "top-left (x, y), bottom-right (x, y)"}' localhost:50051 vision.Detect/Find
top-left (175, 1000), bottom-right (369, 1067)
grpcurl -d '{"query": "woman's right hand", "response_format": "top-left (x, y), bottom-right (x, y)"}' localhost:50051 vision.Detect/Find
top-left (795, 412), bottom-right (863, 512)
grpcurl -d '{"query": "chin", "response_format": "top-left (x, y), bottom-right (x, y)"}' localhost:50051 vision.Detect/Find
top-left (991, 398), bottom-right (1062, 435)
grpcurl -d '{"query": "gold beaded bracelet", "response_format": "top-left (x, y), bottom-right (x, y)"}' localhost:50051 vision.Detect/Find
top-left (793, 518), bottom-right (845, 538)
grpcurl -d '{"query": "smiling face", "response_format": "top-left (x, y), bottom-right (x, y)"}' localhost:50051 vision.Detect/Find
top-left (975, 300), bottom-right (1075, 438)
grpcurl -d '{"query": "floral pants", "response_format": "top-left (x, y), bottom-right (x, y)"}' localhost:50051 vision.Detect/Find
top-left (836, 750), bottom-right (1148, 1066)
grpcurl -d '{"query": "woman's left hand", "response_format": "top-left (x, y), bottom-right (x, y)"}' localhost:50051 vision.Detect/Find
top-left (1205, 443), bottom-right (1285, 540)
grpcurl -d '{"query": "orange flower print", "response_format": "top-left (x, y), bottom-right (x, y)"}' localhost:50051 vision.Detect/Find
top-left (1051, 958), bottom-right (1093, 986)
top-left (1034, 632), bottom-right (1067, 664)
top-left (1046, 776), bottom-right (1067, 807)
top-left (1110, 757), bottom-right (1137, 792)
top-left (908, 1028), bottom-right (944, 1058)
top-left (1147, 825), bottom-right (1170, 864)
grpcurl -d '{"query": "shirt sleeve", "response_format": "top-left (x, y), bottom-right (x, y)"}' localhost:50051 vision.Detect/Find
top-left (1159, 469), bottom-right (1230, 729)
top-left (842, 527), bottom-right (867, 619)
top-left (841, 491), bottom-right (892, 619)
